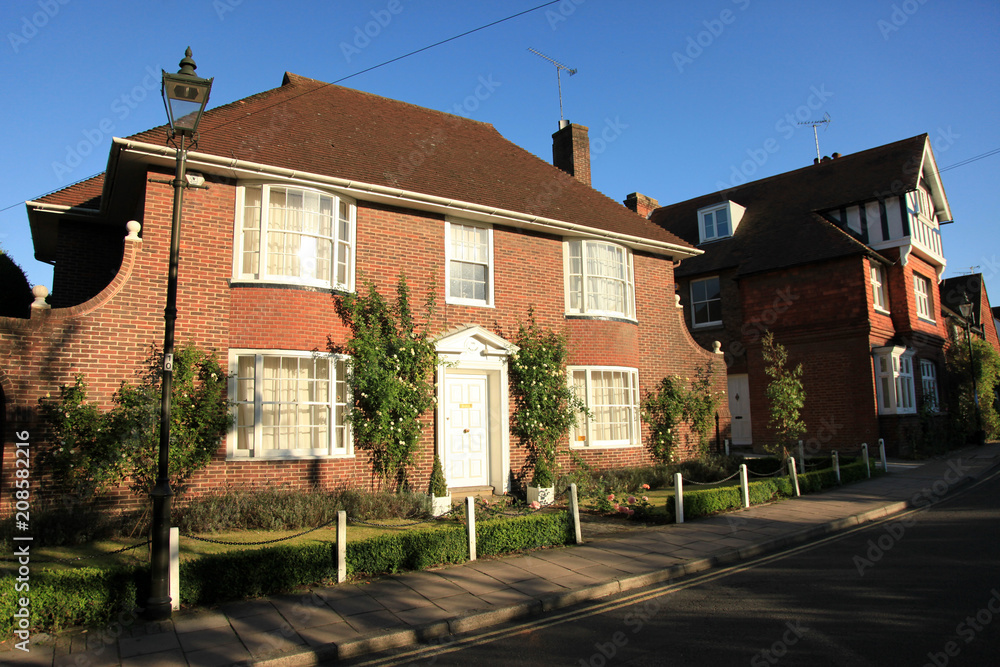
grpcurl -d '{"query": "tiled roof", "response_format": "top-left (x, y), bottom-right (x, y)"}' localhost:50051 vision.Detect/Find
top-left (31, 173), bottom-right (105, 209)
top-left (37, 73), bottom-right (690, 252)
top-left (651, 135), bottom-right (930, 277)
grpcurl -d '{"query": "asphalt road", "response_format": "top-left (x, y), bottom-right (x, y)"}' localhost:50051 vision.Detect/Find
top-left (345, 467), bottom-right (1000, 667)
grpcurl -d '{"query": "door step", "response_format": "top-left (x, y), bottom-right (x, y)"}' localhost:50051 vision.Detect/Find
top-left (449, 486), bottom-right (496, 500)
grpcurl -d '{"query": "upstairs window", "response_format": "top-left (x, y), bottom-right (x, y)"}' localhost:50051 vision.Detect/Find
top-left (446, 220), bottom-right (493, 307)
top-left (697, 201), bottom-right (745, 244)
top-left (870, 264), bottom-right (889, 313)
top-left (236, 184), bottom-right (355, 290)
top-left (702, 207), bottom-right (729, 241)
top-left (565, 239), bottom-right (636, 320)
top-left (914, 274), bottom-right (934, 322)
top-left (691, 276), bottom-right (722, 328)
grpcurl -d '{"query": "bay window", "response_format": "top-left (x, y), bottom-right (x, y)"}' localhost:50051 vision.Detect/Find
top-left (231, 351), bottom-right (351, 458)
top-left (569, 366), bottom-right (641, 447)
top-left (873, 346), bottom-right (916, 415)
top-left (236, 184), bottom-right (355, 290)
top-left (565, 239), bottom-right (636, 319)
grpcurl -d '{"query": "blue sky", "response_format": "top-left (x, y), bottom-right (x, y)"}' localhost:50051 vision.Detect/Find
top-left (2, 0), bottom-right (998, 305)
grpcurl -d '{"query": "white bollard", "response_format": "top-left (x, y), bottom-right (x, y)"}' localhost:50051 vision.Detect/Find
top-left (862, 443), bottom-right (871, 478)
top-left (789, 457), bottom-right (801, 497)
top-left (740, 464), bottom-right (750, 508)
top-left (466, 496), bottom-right (477, 561)
top-left (569, 483), bottom-right (583, 544)
top-left (337, 511), bottom-right (347, 583)
top-left (798, 440), bottom-right (806, 473)
top-left (879, 438), bottom-right (888, 473)
top-left (674, 473), bottom-right (684, 524)
top-left (832, 450), bottom-right (841, 484)
top-left (169, 527), bottom-right (180, 611)
top-left (725, 439), bottom-right (730, 456)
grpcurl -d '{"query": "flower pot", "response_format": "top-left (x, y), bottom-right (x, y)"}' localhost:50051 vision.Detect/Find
top-left (527, 485), bottom-right (554, 506)
top-left (430, 494), bottom-right (452, 517)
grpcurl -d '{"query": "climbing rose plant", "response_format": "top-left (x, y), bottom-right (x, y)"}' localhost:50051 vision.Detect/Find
top-left (332, 275), bottom-right (438, 490)
top-left (39, 344), bottom-right (231, 497)
top-left (508, 310), bottom-right (587, 487)
top-left (642, 363), bottom-right (722, 463)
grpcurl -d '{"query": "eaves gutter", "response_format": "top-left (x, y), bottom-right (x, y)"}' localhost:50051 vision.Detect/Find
top-left (112, 137), bottom-right (701, 260)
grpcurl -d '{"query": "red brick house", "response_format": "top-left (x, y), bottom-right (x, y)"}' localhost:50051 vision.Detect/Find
top-left (651, 135), bottom-right (956, 455)
top-left (1, 72), bottom-right (726, 509)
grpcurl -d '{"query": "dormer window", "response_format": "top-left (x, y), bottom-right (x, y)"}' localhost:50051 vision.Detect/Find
top-left (697, 201), bottom-right (745, 243)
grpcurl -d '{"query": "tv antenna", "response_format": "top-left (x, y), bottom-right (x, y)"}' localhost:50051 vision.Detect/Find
top-left (798, 113), bottom-right (831, 161)
top-left (528, 48), bottom-right (577, 121)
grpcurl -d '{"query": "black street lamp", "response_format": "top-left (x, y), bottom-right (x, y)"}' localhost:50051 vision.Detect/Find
top-left (147, 47), bottom-right (213, 621)
top-left (958, 293), bottom-right (986, 447)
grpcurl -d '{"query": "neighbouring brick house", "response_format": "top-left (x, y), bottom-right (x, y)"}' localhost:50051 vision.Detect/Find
top-left (651, 135), bottom-right (958, 456)
top-left (1, 72), bottom-right (727, 511)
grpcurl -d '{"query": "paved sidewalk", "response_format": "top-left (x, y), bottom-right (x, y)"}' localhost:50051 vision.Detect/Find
top-left (6, 444), bottom-right (999, 667)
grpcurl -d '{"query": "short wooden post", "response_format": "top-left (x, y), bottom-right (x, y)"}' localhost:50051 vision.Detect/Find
top-left (569, 483), bottom-right (583, 544)
top-left (862, 443), bottom-right (871, 478)
top-left (466, 496), bottom-right (477, 561)
top-left (674, 473), bottom-right (684, 524)
top-left (337, 511), bottom-right (347, 583)
top-left (798, 440), bottom-right (805, 473)
top-left (832, 450), bottom-right (841, 484)
top-left (169, 527), bottom-right (179, 611)
top-left (879, 438), bottom-right (888, 473)
top-left (740, 464), bottom-right (750, 508)
top-left (788, 457), bottom-right (801, 497)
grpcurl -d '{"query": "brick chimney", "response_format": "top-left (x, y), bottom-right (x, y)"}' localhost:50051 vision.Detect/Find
top-left (552, 120), bottom-right (591, 186)
top-left (623, 192), bottom-right (660, 218)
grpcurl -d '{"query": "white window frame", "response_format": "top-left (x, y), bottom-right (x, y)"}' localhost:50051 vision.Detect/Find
top-left (445, 219), bottom-right (494, 307)
top-left (568, 366), bottom-right (641, 448)
top-left (873, 346), bottom-right (916, 415)
top-left (228, 349), bottom-right (352, 459)
top-left (914, 273), bottom-right (935, 322)
top-left (690, 276), bottom-right (723, 328)
top-left (920, 359), bottom-right (940, 412)
top-left (564, 239), bottom-right (637, 320)
top-left (234, 183), bottom-right (356, 291)
top-left (700, 205), bottom-right (730, 242)
top-left (870, 263), bottom-right (889, 313)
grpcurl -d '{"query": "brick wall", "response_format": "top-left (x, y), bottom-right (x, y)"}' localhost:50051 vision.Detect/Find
top-left (2, 171), bottom-right (728, 513)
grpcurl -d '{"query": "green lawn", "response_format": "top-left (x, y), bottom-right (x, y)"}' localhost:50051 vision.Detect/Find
top-left (1, 518), bottom-right (456, 575)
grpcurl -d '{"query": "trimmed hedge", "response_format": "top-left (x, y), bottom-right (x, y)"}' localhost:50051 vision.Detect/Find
top-left (666, 459), bottom-right (876, 521)
top-left (0, 511), bottom-right (573, 635)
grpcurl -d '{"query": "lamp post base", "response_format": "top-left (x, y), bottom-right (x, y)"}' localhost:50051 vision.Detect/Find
top-left (146, 480), bottom-right (173, 621)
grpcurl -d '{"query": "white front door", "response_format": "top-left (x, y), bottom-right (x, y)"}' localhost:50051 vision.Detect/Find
top-left (728, 374), bottom-right (752, 445)
top-left (445, 374), bottom-right (489, 487)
